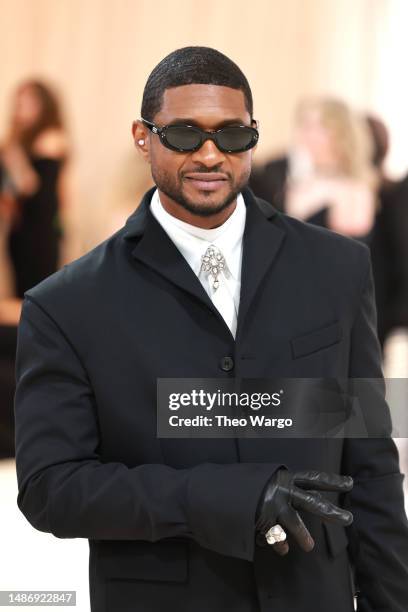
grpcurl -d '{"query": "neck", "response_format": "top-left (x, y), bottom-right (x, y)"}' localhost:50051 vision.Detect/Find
top-left (157, 190), bottom-right (237, 229)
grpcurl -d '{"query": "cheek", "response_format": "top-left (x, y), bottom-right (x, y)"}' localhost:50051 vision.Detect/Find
top-left (230, 154), bottom-right (252, 180)
top-left (150, 146), bottom-right (185, 179)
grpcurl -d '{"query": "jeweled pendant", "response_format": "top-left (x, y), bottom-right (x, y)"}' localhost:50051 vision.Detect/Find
top-left (201, 245), bottom-right (226, 291)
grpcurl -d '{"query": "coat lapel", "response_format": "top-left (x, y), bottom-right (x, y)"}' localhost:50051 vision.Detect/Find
top-left (235, 188), bottom-right (286, 341)
top-left (123, 185), bottom-right (286, 342)
top-left (123, 186), bottom-right (218, 317)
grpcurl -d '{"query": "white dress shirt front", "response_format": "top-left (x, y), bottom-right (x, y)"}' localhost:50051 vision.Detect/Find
top-left (149, 188), bottom-right (246, 338)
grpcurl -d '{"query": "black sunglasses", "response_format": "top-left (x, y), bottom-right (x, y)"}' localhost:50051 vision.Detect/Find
top-left (140, 117), bottom-right (259, 153)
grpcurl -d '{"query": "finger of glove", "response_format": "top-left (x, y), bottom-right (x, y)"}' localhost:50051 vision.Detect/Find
top-left (279, 506), bottom-right (315, 552)
top-left (291, 488), bottom-right (353, 525)
top-left (293, 470), bottom-right (353, 492)
top-left (272, 541), bottom-right (290, 556)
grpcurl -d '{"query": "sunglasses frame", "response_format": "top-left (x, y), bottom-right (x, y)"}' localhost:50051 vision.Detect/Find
top-left (140, 117), bottom-right (259, 153)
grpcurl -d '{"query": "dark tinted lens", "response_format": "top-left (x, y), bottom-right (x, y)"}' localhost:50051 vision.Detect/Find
top-left (164, 126), bottom-right (202, 150)
top-left (217, 127), bottom-right (257, 151)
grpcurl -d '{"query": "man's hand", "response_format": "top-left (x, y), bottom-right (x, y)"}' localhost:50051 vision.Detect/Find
top-left (255, 468), bottom-right (354, 556)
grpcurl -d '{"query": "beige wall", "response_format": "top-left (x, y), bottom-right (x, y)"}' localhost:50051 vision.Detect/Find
top-left (0, 0), bottom-right (406, 252)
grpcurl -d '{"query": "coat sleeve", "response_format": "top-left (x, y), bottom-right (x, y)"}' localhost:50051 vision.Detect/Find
top-left (341, 246), bottom-right (408, 611)
top-left (14, 295), bottom-right (280, 562)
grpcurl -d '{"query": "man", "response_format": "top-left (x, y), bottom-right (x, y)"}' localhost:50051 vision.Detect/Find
top-left (14, 47), bottom-right (408, 612)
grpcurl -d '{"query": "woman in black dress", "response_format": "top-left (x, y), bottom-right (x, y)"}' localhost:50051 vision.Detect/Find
top-left (0, 79), bottom-right (68, 297)
top-left (0, 79), bottom-right (69, 457)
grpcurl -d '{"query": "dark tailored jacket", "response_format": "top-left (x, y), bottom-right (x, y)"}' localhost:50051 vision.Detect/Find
top-left (14, 186), bottom-right (408, 612)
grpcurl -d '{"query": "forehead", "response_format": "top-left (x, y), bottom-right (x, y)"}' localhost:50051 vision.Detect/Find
top-left (155, 84), bottom-right (250, 127)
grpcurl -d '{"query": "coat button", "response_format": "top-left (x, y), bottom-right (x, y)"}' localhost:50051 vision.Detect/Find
top-left (220, 356), bottom-right (234, 372)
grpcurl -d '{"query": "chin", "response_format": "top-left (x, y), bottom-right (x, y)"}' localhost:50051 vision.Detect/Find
top-left (183, 197), bottom-right (235, 217)
top-left (182, 188), bottom-right (236, 210)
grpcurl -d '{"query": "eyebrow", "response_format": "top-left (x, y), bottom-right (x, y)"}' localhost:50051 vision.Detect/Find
top-left (167, 117), bottom-right (249, 128)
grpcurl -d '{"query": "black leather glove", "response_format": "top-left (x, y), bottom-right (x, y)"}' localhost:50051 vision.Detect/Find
top-left (255, 468), bottom-right (353, 555)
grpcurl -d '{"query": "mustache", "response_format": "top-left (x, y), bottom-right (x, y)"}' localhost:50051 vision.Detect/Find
top-left (181, 168), bottom-right (232, 179)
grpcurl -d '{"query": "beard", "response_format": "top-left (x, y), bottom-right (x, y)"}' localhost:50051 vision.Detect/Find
top-left (150, 164), bottom-right (251, 217)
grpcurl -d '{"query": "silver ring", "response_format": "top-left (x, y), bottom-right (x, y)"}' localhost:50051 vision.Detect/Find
top-left (265, 524), bottom-right (287, 545)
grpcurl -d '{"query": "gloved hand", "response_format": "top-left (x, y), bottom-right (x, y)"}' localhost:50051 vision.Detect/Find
top-left (255, 468), bottom-right (353, 556)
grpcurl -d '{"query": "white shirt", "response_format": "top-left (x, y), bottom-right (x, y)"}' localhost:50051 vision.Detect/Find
top-left (149, 188), bottom-right (246, 337)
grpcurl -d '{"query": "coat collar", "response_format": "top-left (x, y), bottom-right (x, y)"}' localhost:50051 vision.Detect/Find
top-left (123, 185), bottom-right (286, 343)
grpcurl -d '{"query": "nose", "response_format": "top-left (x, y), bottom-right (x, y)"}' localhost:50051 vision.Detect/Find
top-left (190, 137), bottom-right (226, 167)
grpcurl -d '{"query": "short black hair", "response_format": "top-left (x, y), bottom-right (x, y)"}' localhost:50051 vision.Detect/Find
top-left (141, 46), bottom-right (253, 122)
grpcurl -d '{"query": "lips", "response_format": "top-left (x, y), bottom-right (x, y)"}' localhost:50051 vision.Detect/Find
top-left (184, 172), bottom-right (228, 191)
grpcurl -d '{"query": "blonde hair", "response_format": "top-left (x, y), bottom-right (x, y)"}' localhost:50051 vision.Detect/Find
top-left (295, 97), bottom-right (378, 188)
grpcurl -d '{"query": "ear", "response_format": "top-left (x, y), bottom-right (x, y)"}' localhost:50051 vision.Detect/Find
top-left (132, 120), bottom-right (150, 162)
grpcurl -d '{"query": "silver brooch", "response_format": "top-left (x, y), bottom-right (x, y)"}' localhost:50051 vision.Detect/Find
top-left (201, 245), bottom-right (225, 291)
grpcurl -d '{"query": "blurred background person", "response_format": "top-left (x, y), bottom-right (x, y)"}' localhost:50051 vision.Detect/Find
top-left (286, 98), bottom-right (378, 243)
top-left (251, 101), bottom-right (408, 352)
top-left (251, 97), bottom-right (378, 243)
top-left (0, 79), bottom-right (71, 459)
top-left (250, 98), bottom-right (405, 351)
top-left (0, 79), bottom-right (69, 305)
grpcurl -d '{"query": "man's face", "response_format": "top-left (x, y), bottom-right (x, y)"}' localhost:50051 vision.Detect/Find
top-left (133, 84), bottom-right (256, 217)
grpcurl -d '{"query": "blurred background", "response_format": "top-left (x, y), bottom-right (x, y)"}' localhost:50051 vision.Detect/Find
top-left (0, 0), bottom-right (407, 609)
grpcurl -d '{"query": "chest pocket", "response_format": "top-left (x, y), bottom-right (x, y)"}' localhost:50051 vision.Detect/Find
top-left (291, 321), bottom-right (342, 359)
